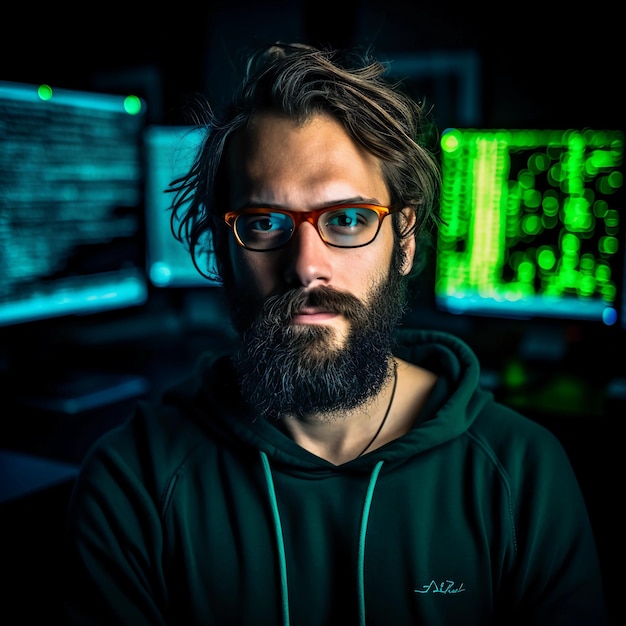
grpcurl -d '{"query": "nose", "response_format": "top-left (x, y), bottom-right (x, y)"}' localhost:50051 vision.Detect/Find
top-left (283, 221), bottom-right (332, 288)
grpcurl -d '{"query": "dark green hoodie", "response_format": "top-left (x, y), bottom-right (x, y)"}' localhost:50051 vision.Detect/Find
top-left (62, 329), bottom-right (607, 625)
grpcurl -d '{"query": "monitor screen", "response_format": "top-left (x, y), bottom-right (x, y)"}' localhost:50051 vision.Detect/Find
top-left (0, 81), bottom-right (148, 327)
top-left (435, 128), bottom-right (624, 326)
top-left (144, 125), bottom-right (219, 288)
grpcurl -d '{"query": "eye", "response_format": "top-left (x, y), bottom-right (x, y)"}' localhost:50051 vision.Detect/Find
top-left (248, 216), bottom-right (276, 232)
top-left (324, 207), bottom-right (376, 231)
top-left (240, 212), bottom-right (292, 233)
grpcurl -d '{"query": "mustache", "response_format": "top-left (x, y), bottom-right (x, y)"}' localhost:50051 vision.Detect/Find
top-left (260, 286), bottom-right (366, 325)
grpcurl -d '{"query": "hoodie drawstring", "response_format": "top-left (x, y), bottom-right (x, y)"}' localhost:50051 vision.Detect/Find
top-left (357, 460), bottom-right (384, 626)
top-left (260, 451), bottom-right (290, 626)
top-left (260, 450), bottom-right (385, 626)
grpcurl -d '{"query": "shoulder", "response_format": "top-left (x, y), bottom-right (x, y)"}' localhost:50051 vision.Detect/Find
top-left (469, 400), bottom-right (570, 467)
top-left (465, 401), bottom-right (584, 510)
top-left (73, 390), bottom-right (218, 511)
top-left (474, 398), bottom-right (561, 440)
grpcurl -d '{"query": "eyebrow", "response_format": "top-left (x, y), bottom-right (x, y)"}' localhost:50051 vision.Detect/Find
top-left (236, 197), bottom-right (385, 211)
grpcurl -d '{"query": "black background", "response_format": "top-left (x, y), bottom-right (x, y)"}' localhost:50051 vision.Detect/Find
top-left (1, 2), bottom-right (622, 623)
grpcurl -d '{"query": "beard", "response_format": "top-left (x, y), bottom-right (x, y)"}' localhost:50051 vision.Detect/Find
top-left (227, 257), bottom-right (408, 421)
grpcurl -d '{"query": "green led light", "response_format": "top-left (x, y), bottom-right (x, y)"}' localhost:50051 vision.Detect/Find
top-left (523, 188), bottom-right (541, 209)
top-left (596, 263), bottom-right (610, 282)
top-left (548, 162), bottom-right (563, 185)
top-left (541, 191), bottom-right (559, 215)
top-left (522, 213), bottom-right (542, 235)
top-left (599, 235), bottom-right (618, 255)
top-left (602, 284), bottom-right (617, 301)
top-left (440, 129), bottom-right (461, 153)
top-left (605, 209), bottom-right (619, 227)
top-left (123, 94), bottom-right (143, 115)
top-left (528, 152), bottom-right (551, 173)
top-left (579, 274), bottom-right (596, 297)
top-left (561, 232), bottom-right (580, 254)
top-left (589, 149), bottom-right (615, 169)
top-left (518, 170), bottom-right (535, 189)
top-left (597, 177), bottom-right (613, 195)
top-left (608, 170), bottom-right (623, 189)
top-left (580, 253), bottom-right (595, 271)
top-left (592, 199), bottom-right (608, 218)
top-left (537, 247), bottom-right (556, 270)
top-left (518, 260), bottom-right (535, 282)
top-left (37, 84), bottom-right (53, 101)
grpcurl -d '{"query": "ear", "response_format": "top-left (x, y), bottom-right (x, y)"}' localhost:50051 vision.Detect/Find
top-left (398, 208), bottom-right (416, 276)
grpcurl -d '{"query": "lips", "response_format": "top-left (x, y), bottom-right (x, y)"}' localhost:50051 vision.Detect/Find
top-left (297, 306), bottom-right (330, 315)
top-left (291, 307), bottom-right (338, 324)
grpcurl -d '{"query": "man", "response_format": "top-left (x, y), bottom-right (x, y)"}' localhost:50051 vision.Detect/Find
top-left (62, 43), bottom-right (607, 625)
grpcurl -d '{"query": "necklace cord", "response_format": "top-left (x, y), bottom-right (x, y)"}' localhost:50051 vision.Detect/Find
top-left (356, 363), bottom-right (398, 458)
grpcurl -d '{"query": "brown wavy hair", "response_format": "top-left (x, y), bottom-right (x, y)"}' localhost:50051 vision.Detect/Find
top-left (167, 42), bottom-right (441, 287)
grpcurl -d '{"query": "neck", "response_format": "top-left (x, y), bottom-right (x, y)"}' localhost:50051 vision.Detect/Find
top-left (279, 359), bottom-right (399, 464)
top-left (356, 361), bottom-right (397, 457)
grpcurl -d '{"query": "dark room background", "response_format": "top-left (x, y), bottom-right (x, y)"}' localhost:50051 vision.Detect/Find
top-left (0, 1), bottom-right (622, 623)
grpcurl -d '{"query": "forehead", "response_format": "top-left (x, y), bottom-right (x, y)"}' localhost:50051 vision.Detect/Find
top-left (225, 111), bottom-right (388, 208)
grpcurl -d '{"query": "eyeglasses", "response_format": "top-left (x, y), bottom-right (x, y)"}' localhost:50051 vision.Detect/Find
top-left (224, 203), bottom-right (398, 251)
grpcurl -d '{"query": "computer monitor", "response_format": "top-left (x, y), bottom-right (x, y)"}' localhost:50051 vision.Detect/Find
top-left (0, 80), bottom-right (148, 327)
top-left (143, 125), bottom-right (220, 288)
top-left (435, 127), bottom-right (624, 326)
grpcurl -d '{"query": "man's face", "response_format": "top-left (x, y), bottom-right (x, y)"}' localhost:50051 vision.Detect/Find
top-left (224, 111), bottom-right (415, 336)
top-left (223, 111), bottom-right (416, 418)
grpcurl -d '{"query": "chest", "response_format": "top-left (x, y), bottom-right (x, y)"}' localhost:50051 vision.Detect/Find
top-left (161, 460), bottom-right (512, 625)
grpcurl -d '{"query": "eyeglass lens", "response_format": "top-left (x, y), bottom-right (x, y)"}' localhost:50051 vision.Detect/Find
top-left (234, 206), bottom-right (384, 250)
